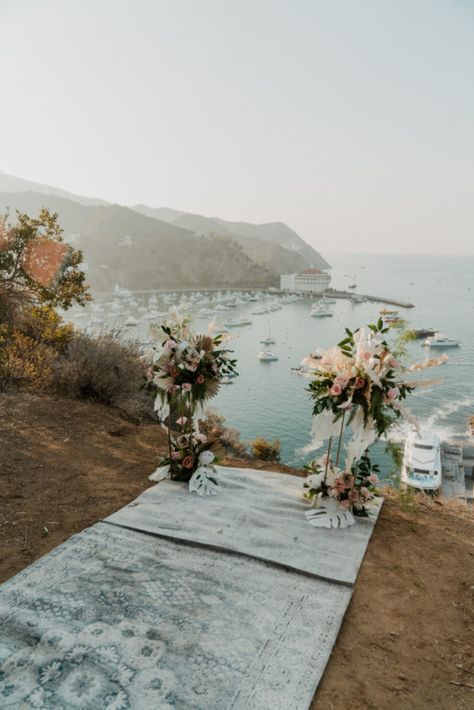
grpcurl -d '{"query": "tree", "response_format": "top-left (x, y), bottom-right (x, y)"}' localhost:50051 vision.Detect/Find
top-left (0, 208), bottom-right (90, 311)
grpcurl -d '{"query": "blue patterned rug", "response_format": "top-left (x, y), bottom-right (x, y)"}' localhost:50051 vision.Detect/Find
top-left (0, 522), bottom-right (351, 709)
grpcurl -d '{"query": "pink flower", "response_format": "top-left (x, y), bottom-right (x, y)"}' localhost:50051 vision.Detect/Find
top-left (182, 455), bottom-right (193, 468)
top-left (354, 377), bottom-right (366, 389)
top-left (196, 374), bottom-right (205, 384)
top-left (164, 339), bottom-right (176, 350)
top-left (387, 387), bottom-right (399, 400)
top-left (389, 357), bottom-right (400, 369)
top-left (330, 384), bottom-right (342, 396)
top-left (361, 486), bottom-right (371, 498)
top-left (349, 490), bottom-right (358, 502)
top-left (362, 352), bottom-right (372, 361)
top-left (182, 383), bottom-right (192, 392)
top-left (369, 473), bottom-right (379, 484)
top-left (339, 499), bottom-right (351, 510)
top-left (335, 375), bottom-right (349, 388)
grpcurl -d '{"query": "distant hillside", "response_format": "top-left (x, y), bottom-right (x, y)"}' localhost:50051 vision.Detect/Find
top-left (133, 204), bottom-right (329, 272)
top-left (133, 204), bottom-right (184, 223)
top-left (0, 192), bottom-right (274, 291)
top-left (215, 218), bottom-right (330, 269)
top-left (165, 212), bottom-right (310, 274)
top-left (0, 170), bottom-right (108, 207)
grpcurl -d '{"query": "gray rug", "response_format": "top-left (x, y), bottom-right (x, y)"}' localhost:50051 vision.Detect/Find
top-left (0, 523), bottom-right (350, 710)
top-left (0, 466), bottom-right (382, 709)
top-left (106, 466), bottom-right (382, 585)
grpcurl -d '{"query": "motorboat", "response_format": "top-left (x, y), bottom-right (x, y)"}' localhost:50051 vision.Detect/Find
top-left (423, 333), bottom-right (459, 348)
top-left (222, 318), bottom-right (253, 328)
top-left (401, 431), bottom-right (442, 491)
top-left (310, 306), bottom-right (333, 318)
top-left (257, 351), bottom-right (278, 362)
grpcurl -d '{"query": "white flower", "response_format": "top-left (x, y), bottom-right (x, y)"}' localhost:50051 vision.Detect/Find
top-left (198, 450), bottom-right (215, 465)
top-left (306, 472), bottom-right (324, 490)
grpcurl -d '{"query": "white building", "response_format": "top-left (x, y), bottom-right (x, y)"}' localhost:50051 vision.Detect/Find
top-left (280, 269), bottom-right (330, 294)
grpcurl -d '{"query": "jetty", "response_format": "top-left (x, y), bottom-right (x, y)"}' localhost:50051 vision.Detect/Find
top-left (324, 288), bottom-right (415, 309)
top-left (441, 441), bottom-right (474, 502)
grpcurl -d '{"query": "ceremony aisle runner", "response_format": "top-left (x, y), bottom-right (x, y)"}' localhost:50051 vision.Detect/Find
top-left (0, 467), bottom-right (382, 710)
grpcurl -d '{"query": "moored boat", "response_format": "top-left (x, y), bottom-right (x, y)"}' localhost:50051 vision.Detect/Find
top-left (423, 333), bottom-right (460, 348)
top-left (257, 351), bottom-right (278, 362)
top-left (401, 431), bottom-right (442, 491)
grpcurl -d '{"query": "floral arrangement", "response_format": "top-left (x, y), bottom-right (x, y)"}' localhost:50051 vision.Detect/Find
top-left (145, 313), bottom-right (237, 487)
top-left (303, 452), bottom-right (380, 517)
top-left (302, 319), bottom-right (414, 523)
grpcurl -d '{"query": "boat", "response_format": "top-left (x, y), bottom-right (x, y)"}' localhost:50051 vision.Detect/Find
top-left (401, 431), bottom-right (442, 491)
top-left (310, 306), bottom-right (333, 318)
top-left (124, 316), bottom-right (139, 327)
top-left (410, 328), bottom-right (436, 340)
top-left (257, 351), bottom-right (278, 362)
top-left (222, 318), bottom-right (253, 328)
top-left (221, 376), bottom-right (234, 384)
top-left (423, 333), bottom-right (460, 348)
top-left (379, 308), bottom-right (398, 316)
top-left (260, 325), bottom-right (275, 345)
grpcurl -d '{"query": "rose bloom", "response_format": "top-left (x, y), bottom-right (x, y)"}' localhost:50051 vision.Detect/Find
top-left (361, 486), bottom-right (371, 498)
top-left (354, 377), bottom-right (366, 389)
top-left (329, 383), bottom-right (342, 396)
top-left (182, 383), bottom-right (192, 392)
top-left (389, 357), bottom-right (400, 369)
top-left (369, 473), bottom-right (379, 484)
top-left (349, 490), bottom-right (359, 502)
top-left (182, 455), bottom-right (194, 468)
top-left (387, 387), bottom-right (399, 400)
top-left (196, 374), bottom-right (205, 384)
top-left (339, 499), bottom-right (351, 510)
top-left (334, 375), bottom-right (349, 387)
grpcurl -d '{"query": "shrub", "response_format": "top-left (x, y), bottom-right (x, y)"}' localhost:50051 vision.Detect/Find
top-left (250, 436), bottom-right (281, 461)
top-left (200, 408), bottom-right (249, 458)
top-left (53, 331), bottom-right (153, 419)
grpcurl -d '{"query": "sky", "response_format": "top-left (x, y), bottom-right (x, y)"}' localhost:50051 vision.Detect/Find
top-left (0, 0), bottom-right (473, 255)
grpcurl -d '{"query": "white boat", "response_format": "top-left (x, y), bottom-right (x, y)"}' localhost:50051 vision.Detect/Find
top-left (222, 318), bottom-right (253, 328)
top-left (260, 336), bottom-right (276, 345)
top-left (310, 306), bottom-right (333, 318)
top-left (124, 316), bottom-right (139, 327)
top-left (257, 351), bottom-right (278, 362)
top-left (423, 333), bottom-right (459, 348)
top-left (401, 431), bottom-right (442, 491)
top-left (221, 376), bottom-right (234, 384)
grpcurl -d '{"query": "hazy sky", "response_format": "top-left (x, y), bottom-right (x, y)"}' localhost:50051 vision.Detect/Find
top-left (1, 0), bottom-right (473, 254)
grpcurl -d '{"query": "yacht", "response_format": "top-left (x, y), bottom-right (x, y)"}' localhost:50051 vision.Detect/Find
top-left (257, 351), bottom-right (278, 362)
top-left (401, 431), bottom-right (442, 491)
top-left (423, 333), bottom-right (459, 348)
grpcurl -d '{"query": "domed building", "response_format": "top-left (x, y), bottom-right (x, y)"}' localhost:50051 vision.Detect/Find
top-left (280, 268), bottom-right (330, 294)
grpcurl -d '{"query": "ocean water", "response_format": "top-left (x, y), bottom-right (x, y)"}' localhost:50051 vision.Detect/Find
top-left (69, 253), bottom-right (474, 479)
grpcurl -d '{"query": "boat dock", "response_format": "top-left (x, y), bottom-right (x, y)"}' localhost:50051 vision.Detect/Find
top-left (324, 289), bottom-right (415, 309)
top-left (441, 442), bottom-right (474, 502)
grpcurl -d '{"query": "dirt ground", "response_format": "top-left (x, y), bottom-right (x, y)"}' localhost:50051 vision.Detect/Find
top-left (1, 393), bottom-right (473, 709)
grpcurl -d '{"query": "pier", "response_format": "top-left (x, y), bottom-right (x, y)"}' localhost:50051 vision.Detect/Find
top-left (323, 289), bottom-right (415, 309)
top-left (441, 442), bottom-right (474, 502)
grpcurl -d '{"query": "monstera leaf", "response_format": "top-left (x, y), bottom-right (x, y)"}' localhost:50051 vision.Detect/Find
top-left (305, 499), bottom-right (355, 529)
top-left (189, 466), bottom-right (219, 496)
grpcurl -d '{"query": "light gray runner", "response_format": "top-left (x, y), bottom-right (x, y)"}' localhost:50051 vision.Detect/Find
top-left (106, 466), bottom-right (382, 585)
top-left (0, 466), bottom-right (383, 709)
top-left (0, 523), bottom-right (350, 710)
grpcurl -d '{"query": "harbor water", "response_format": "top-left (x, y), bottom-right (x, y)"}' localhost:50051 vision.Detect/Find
top-left (67, 253), bottom-right (474, 479)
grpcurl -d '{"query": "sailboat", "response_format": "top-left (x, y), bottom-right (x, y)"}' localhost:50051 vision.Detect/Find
top-left (260, 324), bottom-right (275, 345)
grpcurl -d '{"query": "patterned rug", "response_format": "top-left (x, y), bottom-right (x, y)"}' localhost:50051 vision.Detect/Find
top-left (0, 523), bottom-right (350, 710)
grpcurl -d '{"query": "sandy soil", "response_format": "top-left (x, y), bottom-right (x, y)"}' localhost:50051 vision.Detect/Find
top-left (1, 393), bottom-right (473, 709)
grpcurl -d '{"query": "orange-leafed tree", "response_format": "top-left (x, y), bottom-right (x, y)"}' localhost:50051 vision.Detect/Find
top-left (0, 208), bottom-right (90, 310)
